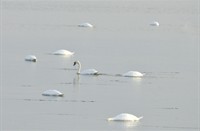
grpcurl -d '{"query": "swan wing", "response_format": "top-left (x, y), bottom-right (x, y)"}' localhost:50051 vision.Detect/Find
top-left (78, 23), bottom-right (93, 28)
top-left (123, 71), bottom-right (144, 77)
top-left (42, 90), bottom-right (63, 96)
top-left (80, 69), bottom-right (98, 75)
top-left (53, 49), bottom-right (74, 55)
top-left (150, 21), bottom-right (159, 26)
top-left (108, 113), bottom-right (143, 121)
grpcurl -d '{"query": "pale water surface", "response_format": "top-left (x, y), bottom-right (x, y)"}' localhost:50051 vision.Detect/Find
top-left (1, 0), bottom-right (199, 130)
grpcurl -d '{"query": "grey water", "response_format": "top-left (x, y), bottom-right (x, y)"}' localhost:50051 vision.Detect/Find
top-left (1, 0), bottom-right (199, 130)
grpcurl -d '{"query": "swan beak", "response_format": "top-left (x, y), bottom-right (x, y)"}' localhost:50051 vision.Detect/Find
top-left (73, 62), bottom-right (76, 66)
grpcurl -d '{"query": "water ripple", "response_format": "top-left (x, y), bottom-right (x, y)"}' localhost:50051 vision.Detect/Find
top-left (21, 98), bottom-right (95, 103)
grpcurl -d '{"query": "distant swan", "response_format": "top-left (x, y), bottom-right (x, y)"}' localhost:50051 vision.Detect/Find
top-left (78, 23), bottom-right (94, 28)
top-left (150, 21), bottom-right (159, 26)
top-left (108, 113), bottom-right (143, 121)
top-left (73, 61), bottom-right (98, 75)
top-left (25, 55), bottom-right (37, 62)
top-left (52, 49), bottom-right (74, 56)
top-left (123, 71), bottom-right (144, 77)
top-left (42, 90), bottom-right (64, 96)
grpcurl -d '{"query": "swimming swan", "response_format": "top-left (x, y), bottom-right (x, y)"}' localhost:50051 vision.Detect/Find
top-left (42, 90), bottom-right (64, 96)
top-left (73, 61), bottom-right (98, 75)
top-left (123, 71), bottom-right (144, 77)
top-left (108, 113), bottom-right (143, 121)
top-left (52, 49), bottom-right (74, 56)
top-left (150, 21), bottom-right (159, 26)
top-left (78, 23), bottom-right (94, 28)
top-left (25, 55), bottom-right (37, 62)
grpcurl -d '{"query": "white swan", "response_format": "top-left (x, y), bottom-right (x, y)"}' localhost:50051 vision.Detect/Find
top-left (108, 113), bottom-right (143, 121)
top-left (52, 49), bottom-right (74, 56)
top-left (25, 55), bottom-right (37, 62)
top-left (73, 61), bottom-right (98, 75)
top-left (150, 21), bottom-right (159, 26)
top-left (123, 71), bottom-right (144, 77)
top-left (78, 23), bottom-right (94, 28)
top-left (42, 90), bottom-right (64, 96)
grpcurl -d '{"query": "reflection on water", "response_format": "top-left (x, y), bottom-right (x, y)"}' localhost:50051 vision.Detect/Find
top-left (21, 98), bottom-right (95, 103)
top-left (108, 121), bottom-right (141, 129)
top-left (131, 77), bottom-right (143, 84)
top-left (73, 75), bottom-right (80, 89)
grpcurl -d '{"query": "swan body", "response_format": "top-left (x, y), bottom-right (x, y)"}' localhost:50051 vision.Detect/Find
top-left (42, 90), bottom-right (64, 96)
top-left (108, 113), bottom-right (143, 121)
top-left (150, 21), bottom-right (159, 26)
top-left (52, 49), bottom-right (74, 56)
top-left (78, 23), bottom-right (94, 28)
top-left (123, 71), bottom-right (144, 77)
top-left (25, 55), bottom-right (37, 62)
top-left (73, 61), bottom-right (98, 75)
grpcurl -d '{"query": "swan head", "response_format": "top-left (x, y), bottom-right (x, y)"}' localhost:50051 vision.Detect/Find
top-left (73, 61), bottom-right (80, 66)
top-left (32, 59), bottom-right (37, 62)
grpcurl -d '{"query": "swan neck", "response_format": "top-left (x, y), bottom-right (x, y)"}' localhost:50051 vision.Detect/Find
top-left (77, 62), bottom-right (81, 74)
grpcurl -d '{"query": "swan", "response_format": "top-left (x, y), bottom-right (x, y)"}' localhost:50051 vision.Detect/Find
top-left (25, 55), bottom-right (37, 62)
top-left (78, 23), bottom-right (94, 28)
top-left (52, 49), bottom-right (74, 56)
top-left (42, 90), bottom-right (64, 96)
top-left (123, 71), bottom-right (144, 77)
top-left (150, 21), bottom-right (159, 26)
top-left (107, 113), bottom-right (143, 121)
top-left (73, 61), bottom-right (98, 75)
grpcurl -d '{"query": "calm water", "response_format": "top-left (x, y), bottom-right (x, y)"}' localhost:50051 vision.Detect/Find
top-left (1, 0), bottom-right (199, 130)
